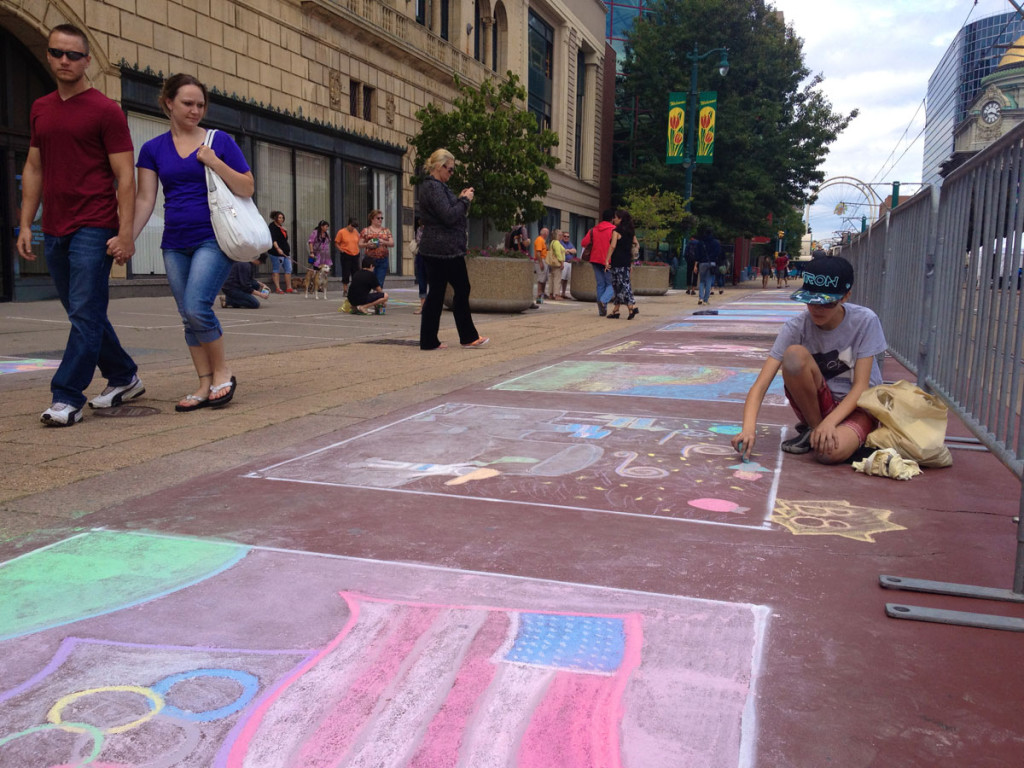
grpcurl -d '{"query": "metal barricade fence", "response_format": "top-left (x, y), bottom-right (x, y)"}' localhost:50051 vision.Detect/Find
top-left (849, 121), bottom-right (1024, 629)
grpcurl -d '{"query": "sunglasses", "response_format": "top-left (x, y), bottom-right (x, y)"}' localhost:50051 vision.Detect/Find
top-left (48, 47), bottom-right (87, 62)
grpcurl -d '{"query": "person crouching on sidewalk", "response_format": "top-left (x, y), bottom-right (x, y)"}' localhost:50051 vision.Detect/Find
top-left (731, 255), bottom-right (887, 464)
top-left (221, 257), bottom-right (269, 308)
top-left (347, 256), bottom-right (388, 314)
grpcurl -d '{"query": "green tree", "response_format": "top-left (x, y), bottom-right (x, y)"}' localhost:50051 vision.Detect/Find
top-left (409, 73), bottom-right (559, 241)
top-left (623, 186), bottom-right (693, 252)
top-left (618, 0), bottom-right (856, 240)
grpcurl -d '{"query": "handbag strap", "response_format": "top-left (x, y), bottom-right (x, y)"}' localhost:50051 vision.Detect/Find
top-left (203, 129), bottom-right (219, 194)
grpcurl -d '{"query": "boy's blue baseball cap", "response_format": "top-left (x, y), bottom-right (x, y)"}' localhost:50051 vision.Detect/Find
top-left (791, 256), bottom-right (854, 304)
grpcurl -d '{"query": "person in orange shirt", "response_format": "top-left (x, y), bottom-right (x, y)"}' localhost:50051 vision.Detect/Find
top-left (533, 227), bottom-right (549, 304)
top-left (333, 217), bottom-right (361, 295)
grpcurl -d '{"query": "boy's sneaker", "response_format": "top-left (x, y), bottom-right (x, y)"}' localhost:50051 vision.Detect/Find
top-left (88, 375), bottom-right (145, 409)
top-left (781, 430), bottom-right (813, 455)
top-left (40, 402), bottom-right (83, 427)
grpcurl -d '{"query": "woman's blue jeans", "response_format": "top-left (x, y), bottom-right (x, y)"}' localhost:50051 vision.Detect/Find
top-left (591, 262), bottom-right (615, 305)
top-left (44, 227), bottom-right (138, 408)
top-left (374, 257), bottom-right (388, 288)
top-left (269, 253), bottom-right (292, 275)
top-left (163, 239), bottom-right (232, 346)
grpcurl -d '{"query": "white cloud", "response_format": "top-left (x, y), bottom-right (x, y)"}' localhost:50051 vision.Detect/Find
top-left (773, 0), bottom-right (1023, 190)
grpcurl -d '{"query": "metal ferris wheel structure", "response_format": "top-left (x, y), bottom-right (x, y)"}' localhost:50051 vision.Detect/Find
top-left (804, 176), bottom-right (884, 247)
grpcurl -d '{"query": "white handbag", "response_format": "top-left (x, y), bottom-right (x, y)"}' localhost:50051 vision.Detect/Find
top-left (203, 129), bottom-right (271, 262)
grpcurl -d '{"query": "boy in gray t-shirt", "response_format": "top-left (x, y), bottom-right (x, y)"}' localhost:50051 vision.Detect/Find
top-left (732, 256), bottom-right (888, 463)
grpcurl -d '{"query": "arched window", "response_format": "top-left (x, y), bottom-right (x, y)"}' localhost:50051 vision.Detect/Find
top-left (474, 0), bottom-right (482, 61)
top-left (492, 2), bottom-right (508, 73)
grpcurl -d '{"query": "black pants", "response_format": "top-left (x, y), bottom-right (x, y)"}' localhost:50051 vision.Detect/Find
top-left (419, 255), bottom-right (479, 349)
top-left (685, 258), bottom-right (698, 288)
top-left (340, 252), bottom-right (360, 286)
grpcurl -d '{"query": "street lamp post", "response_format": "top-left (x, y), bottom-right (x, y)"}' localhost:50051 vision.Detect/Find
top-left (683, 43), bottom-right (729, 211)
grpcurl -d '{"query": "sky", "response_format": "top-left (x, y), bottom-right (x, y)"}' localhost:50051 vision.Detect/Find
top-left (771, 0), bottom-right (1024, 240)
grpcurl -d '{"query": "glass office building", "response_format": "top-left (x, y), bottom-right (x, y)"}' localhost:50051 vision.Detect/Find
top-left (923, 11), bottom-right (1024, 186)
top-left (607, 0), bottom-right (650, 173)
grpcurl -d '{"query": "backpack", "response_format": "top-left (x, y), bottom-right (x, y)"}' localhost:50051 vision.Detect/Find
top-left (686, 238), bottom-right (707, 264)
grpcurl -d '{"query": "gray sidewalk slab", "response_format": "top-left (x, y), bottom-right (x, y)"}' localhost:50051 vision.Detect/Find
top-left (1, 285), bottom-right (1022, 767)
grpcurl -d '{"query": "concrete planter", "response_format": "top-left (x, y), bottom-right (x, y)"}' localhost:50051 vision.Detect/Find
top-left (570, 261), bottom-right (670, 300)
top-left (569, 260), bottom-right (597, 301)
top-left (444, 256), bottom-right (535, 313)
top-left (631, 263), bottom-right (671, 295)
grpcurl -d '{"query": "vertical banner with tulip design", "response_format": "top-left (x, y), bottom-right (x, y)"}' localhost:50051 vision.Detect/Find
top-left (666, 92), bottom-right (686, 164)
top-left (696, 92), bottom-right (717, 164)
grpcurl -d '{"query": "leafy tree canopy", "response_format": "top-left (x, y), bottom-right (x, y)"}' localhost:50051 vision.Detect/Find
top-left (409, 73), bottom-right (559, 234)
top-left (623, 186), bottom-right (693, 251)
top-left (618, 0), bottom-right (856, 240)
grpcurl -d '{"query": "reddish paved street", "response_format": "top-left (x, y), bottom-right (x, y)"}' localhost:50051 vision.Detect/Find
top-left (1, 287), bottom-right (1021, 767)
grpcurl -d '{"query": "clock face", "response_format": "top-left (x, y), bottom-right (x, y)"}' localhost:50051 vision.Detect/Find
top-left (982, 100), bottom-right (1002, 125)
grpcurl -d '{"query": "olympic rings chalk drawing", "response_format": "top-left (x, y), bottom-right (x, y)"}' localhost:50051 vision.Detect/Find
top-left (152, 669), bottom-right (260, 722)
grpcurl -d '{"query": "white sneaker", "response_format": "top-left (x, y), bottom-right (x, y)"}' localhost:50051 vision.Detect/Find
top-left (88, 375), bottom-right (145, 409)
top-left (40, 402), bottom-right (83, 427)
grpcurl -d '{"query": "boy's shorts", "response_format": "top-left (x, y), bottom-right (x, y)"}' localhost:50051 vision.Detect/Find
top-left (785, 381), bottom-right (878, 444)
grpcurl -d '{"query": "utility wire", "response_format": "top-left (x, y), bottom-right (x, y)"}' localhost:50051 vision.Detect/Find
top-left (868, 0), bottom-right (1006, 185)
top-left (869, 98), bottom-right (926, 184)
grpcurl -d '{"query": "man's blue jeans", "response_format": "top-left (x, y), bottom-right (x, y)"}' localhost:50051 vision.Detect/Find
top-left (591, 262), bottom-right (615, 305)
top-left (698, 262), bottom-right (716, 302)
top-left (163, 239), bottom-right (232, 347)
top-left (45, 227), bottom-right (138, 409)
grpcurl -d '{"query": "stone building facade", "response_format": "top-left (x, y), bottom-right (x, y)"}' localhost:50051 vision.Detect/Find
top-left (0, 0), bottom-right (610, 300)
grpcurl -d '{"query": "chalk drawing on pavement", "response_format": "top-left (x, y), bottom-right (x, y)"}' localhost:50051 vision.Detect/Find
top-left (250, 403), bottom-right (784, 528)
top-left (492, 361), bottom-right (788, 405)
top-left (660, 321), bottom-right (782, 334)
top-left (0, 530), bottom-right (249, 642)
top-left (594, 340), bottom-right (770, 359)
top-left (771, 499), bottom-right (907, 542)
top-left (0, 530), bottom-right (770, 768)
top-left (0, 358), bottom-right (60, 375)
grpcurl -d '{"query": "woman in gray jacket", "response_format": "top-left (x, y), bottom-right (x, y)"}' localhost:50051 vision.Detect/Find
top-left (417, 148), bottom-right (489, 350)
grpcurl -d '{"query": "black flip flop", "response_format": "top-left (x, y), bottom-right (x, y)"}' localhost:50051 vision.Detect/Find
top-left (175, 395), bottom-right (209, 412)
top-left (208, 376), bottom-right (236, 409)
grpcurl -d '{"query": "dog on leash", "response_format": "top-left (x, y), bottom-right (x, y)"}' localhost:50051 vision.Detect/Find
top-left (305, 266), bottom-right (330, 300)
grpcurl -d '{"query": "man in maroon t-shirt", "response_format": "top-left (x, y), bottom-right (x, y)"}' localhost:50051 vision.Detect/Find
top-left (17, 24), bottom-right (144, 427)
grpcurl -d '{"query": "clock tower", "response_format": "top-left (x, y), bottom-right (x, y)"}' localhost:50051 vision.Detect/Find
top-left (944, 34), bottom-right (1024, 178)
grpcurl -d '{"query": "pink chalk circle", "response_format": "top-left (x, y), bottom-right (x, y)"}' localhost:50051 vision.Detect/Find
top-left (688, 498), bottom-right (739, 512)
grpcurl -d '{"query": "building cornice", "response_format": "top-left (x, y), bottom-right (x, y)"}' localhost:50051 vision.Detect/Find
top-left (118, 62), bottom-right (407, 156)
top-left (300, 0), bottom-right (491, 86)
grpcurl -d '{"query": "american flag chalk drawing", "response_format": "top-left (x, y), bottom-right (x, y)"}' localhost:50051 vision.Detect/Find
top-left (224, 591), bottom-right (762, 768)
top-left (0, 534), bottom-right (766, 767)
